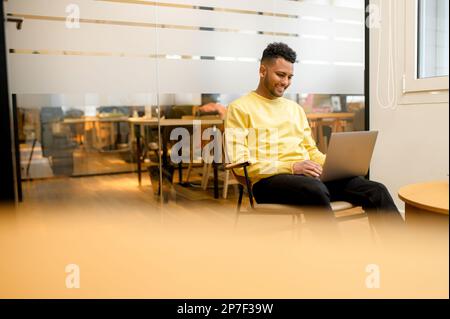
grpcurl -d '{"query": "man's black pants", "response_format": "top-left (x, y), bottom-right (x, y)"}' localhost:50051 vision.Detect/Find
top-left (252, 174), bottom-right (400, 214)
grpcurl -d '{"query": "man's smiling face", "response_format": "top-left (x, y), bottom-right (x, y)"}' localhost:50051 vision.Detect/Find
top-left (260, 57), bottom-right (294, 98)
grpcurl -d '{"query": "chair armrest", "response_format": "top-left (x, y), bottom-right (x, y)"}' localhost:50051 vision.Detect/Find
top-left (225, 162), bottom-right (251, 170)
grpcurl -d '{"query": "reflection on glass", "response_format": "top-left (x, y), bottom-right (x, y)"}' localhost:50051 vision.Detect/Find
top-left (17, 94), bottom-right (155, 179)
top-left (418, 0), bottom-right (449, 78)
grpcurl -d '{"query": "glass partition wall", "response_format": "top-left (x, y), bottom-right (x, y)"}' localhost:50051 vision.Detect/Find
top-left (6, 0), bottom-right (159, 180)
top-left (5, 0), bottom-right (365, 204)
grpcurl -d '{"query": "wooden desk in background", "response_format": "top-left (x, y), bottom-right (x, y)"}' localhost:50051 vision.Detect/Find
top-left (63, 116), bottom-right (130, 150)
top-left (398, 181), bottom-right (449, 227)
top-left (129, 117), bottom-right (224, 199)
top-left (306, 112), bottom-right (355, 153)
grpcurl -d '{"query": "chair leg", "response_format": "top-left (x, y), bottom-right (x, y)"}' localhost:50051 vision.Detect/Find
top-left (243, 167), bottom-right (254, 208)
top-left (202, 163), bottom-right (211, 190)
top-left (237, 184), bottom-right (244, 213)
top-left (234, 185), bottom-right (244, 230)
top-left (201, 162), bottom-right (208, 189)
top-left (185, 162), bottom-right (192, 184)
top-left (26, 138), bottom-right (37, 178)
top-left (222, 169), bottom-right (230, 199)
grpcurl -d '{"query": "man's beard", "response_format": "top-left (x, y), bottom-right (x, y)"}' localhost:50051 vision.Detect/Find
top-left (271, 87), bottom-right (284, 97)
top-left (264, 78), bottom-right (284, 97)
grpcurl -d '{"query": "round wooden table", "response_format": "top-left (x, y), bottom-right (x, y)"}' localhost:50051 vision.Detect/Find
top-left (398, 181), bottom-right (449, 226)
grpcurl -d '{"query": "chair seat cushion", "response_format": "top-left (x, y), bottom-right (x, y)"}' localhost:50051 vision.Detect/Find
top-left (247, 203), bottom-right (303, 215)
top-left (249, 201), bottom-right (353, 212)
top-left (246, 201), bottom-right (354, 214)
top-left (330, 201), bottom-right (354, 211)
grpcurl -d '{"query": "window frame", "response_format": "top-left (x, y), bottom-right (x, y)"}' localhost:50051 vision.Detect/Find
top-left (403, 0), bottom-right (448, 94)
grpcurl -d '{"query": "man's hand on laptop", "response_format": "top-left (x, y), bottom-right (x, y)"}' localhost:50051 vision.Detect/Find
top-left (293, 160), bottom-right (322, 178)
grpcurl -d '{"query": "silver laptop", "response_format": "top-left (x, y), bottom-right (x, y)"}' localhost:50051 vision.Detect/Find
top-left (320, 131), bottom-right (378, 182)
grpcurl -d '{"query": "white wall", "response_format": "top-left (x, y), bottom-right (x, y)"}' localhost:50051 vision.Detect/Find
top-left (370, 0), bottom-right (449, 210)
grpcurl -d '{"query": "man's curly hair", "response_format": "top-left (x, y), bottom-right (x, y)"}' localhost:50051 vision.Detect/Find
top-left (261, 42), bottom-right (297, 64)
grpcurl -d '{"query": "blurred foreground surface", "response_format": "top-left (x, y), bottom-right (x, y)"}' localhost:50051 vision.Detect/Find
top-left (1, 203), bottom-right (447, 299)
top-left (0, 174), bottom-right (448, 298)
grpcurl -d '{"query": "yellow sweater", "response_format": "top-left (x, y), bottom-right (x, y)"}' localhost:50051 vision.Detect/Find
top-left (225, 91), bottom-right (326, 183)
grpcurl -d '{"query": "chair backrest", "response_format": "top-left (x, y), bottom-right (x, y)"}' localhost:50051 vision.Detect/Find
top-left (222, 129), bottom-right (250, 180)
top-left (222, 136), bottom-right (240, 182)
top-left (222, 136), bottom-right (255, 207)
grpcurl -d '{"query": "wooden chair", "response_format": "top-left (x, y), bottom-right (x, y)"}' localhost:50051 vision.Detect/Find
top-left (224, 162), bottom-right (367, 231)
top-left (201, 153), bottom-right (239, 199)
